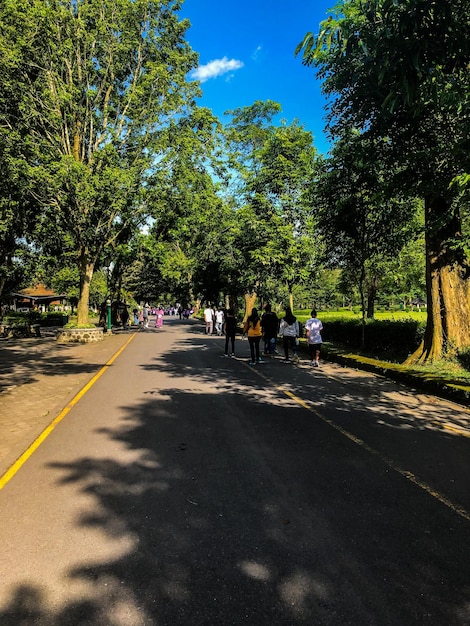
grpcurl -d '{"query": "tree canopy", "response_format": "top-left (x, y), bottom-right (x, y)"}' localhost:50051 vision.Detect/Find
top-left (297, 0), bottom-right (470, 361)
top-left (0, 0), bottom-right (201, 323)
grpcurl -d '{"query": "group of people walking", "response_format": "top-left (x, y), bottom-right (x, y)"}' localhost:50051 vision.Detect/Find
top-left (132, 303), bottom-right (164, 329)
top-left (204, 303), bottom-right (323, 367)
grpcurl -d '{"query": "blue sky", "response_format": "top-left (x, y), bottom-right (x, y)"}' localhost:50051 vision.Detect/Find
top-left (180, 0), bottom-right (335, 155)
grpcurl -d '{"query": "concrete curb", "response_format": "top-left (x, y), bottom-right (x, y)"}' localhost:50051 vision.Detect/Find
top-left (321, 346), bottom-right (470, 407)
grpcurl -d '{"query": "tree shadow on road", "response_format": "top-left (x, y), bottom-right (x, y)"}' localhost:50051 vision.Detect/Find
top-left (1, 330), bottom-right (470, 624)
top-left (0, 335), bottom-right (128, 394)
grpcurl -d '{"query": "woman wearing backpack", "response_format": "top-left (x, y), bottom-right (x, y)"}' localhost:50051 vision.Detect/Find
top-left (243, 307), bottom-right (263, 365)
top-left (279, 307), bottom-right (300, 363)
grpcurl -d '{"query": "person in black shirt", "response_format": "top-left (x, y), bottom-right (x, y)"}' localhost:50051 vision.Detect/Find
top-left (261, 303), bottom-right (279, 357)
top-left (223, 309), bottom-right (238, 357)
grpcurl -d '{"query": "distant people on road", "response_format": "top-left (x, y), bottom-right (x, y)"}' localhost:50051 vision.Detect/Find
top-left (178, 305), bottom-right (183, 320)
top-left (279, 307), bottom-right (299, 363)
top-left (243, 307), bottom-right (263, 365)
top-left (155, 306), bottom-right (164, 328)
top-left (223, 309), bottom-right (238, 357)
top-left (204, 304), bottom-right (214, 335)
top-left (133, 308), bottom-right (139, 325)
top-left (142, 303), bottom-right (149, 328)
top-left (121, 306), bottom-right (129, 328)
top-left (261, 303), bottom-right (279, 357)
top-left (305, 309), bottom-right (323, 367)
top-left (215, 307), bottom-right (225, 336)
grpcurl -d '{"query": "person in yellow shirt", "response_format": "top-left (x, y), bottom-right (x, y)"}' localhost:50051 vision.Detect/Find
top-left (243, 307), bottom-right (263, 365)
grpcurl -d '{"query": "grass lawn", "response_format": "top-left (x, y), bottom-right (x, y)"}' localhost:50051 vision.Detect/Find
top-left (294, 308), bottom-right (427, 324)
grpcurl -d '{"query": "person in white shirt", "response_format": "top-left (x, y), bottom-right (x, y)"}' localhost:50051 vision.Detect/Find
top-left (278, 307), bottom-right (300, 362)
top-left (203, 304), bottom-right (214, 335)
top-left (215, 308), bottom-right (225, 336)
top-left (142, 303), bottom-right (149, 328)
top-left (305, 309), bottom-right (323, 367)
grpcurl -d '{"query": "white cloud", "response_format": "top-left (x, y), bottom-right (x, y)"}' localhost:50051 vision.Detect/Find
top-left (190, 56), bottom-right (244, 83)
top-left (251, 45), bottom-right (262, 60)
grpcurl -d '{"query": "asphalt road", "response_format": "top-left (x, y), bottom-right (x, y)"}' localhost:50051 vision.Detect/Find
top-left (0, 317), bottom-right (469, 625)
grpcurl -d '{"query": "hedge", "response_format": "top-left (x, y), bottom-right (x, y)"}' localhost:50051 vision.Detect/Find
top-left (322, 318), bottom-right (425, 360)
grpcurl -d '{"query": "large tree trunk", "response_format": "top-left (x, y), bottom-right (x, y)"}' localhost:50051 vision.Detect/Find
top-left (288, 290), bottom-right (294, 312)
top-left (77, 248), bottom-right (95, 326)
top-left (359, 262), bottom-right (367, 348)
top-left (243, 292), bottom-right (257, 323)
top-left (405, 196), bottom-right (470, 364)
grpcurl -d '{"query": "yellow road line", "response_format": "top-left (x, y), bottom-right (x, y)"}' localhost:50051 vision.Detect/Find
top-left (0, 333), bottom-right (136, 490)
top-left (441, 423), bottom-right (470, 438)
top-left (281, 387), bottom-right (470, 523)
top-left (250, 364), bottom-right (470, 523)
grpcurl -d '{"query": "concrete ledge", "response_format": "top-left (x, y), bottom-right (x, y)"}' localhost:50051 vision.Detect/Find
top-left (56, 327), bottom-right (104, 343)
top-left (322, 346), bottom-right (470, 407)
top-left (0, 323), bottom-right (41, 338)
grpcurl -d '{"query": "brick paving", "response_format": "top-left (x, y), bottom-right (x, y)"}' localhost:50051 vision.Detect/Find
top-left (0, 328), bottom-right (133, 477)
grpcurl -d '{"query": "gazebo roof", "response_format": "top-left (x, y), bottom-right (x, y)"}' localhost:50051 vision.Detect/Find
top-left (12, 283), bottom-right (66, 303)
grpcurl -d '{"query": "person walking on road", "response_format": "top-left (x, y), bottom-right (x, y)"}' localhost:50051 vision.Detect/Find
top-left (243, 308), bottom-right (263, 365)
top-left (155, 306), bottom-right (164, 329)
top-left (121, 305), bottom-right (129, 328)
top-left (223, 309), bottom-right (238, 357)
top-left (261, 303), bottom-right (279, 357)
top-left (305, 309), bottom-right (323, 367)
top-left (215, 307), bottom-right (225, 336)
top-left (279, 307), bottom-right (300, 363)
top-left (142, 303), bottom-right (149, 328)
top-left (204, 304), bottom-right (214, 335)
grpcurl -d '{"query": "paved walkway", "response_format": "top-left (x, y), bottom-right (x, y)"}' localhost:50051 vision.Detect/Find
top-left (0, 327), bottom-right (135, 477)
top-left (2, 322), bottom-right (469, 482)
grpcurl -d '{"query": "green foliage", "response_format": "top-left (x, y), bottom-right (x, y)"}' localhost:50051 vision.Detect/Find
top-left (313, 131), bottom-right (423, 319)
top-left (456, 348), bottom-right (470, 372)
top-left (0, 0), bottom-right (201, 323)
top-left (63, 321), bottom-right (95, 329)
top-left (296, 0), bottom-right (470, 360)
top-left (42, 313), bottom-right (68, 327)
top-left (321, 318), bottom-right (424, 360)
top-left (0, 311), bottom-right (29, 323)
top-left (222, 104), bottom-right (321, 303)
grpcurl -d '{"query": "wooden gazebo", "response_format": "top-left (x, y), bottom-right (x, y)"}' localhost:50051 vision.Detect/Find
top-left (11, 284), bottom-right (67, 312)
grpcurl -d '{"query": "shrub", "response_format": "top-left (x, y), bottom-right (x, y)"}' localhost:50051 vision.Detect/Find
top-left (63, 321), bottom-right (95, 329)
top-left (323, 318), bottom-right (424, 360)
top-left (42, 313), bottom-right (69, 326)
top-left (456, 348), bottom-right (470, 371)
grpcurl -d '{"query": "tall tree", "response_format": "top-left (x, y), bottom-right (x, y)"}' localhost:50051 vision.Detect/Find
top-left (248, 121), bottom-right (319, 310)
top-left (315, 132), bottom-right (419, 330)
top-left (0, 0), bottom-right (200, 324)
top-left (222, 101), bottom-right (283, 313)
top-left (297, 0), bottom-right (470, 362)
top-left (224, 103), bottom-right (320, 312)
top-left (0, 0), bottom-right (41, 300)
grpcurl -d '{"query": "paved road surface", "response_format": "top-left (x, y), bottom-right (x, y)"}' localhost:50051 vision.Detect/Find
top-left (0, 318), bottom-right (469, 625)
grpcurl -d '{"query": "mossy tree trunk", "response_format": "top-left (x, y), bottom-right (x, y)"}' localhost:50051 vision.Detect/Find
top-left (243, 292), bottom-right (257, 323)
top-left (405, 196), bottom-right (470, 364)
